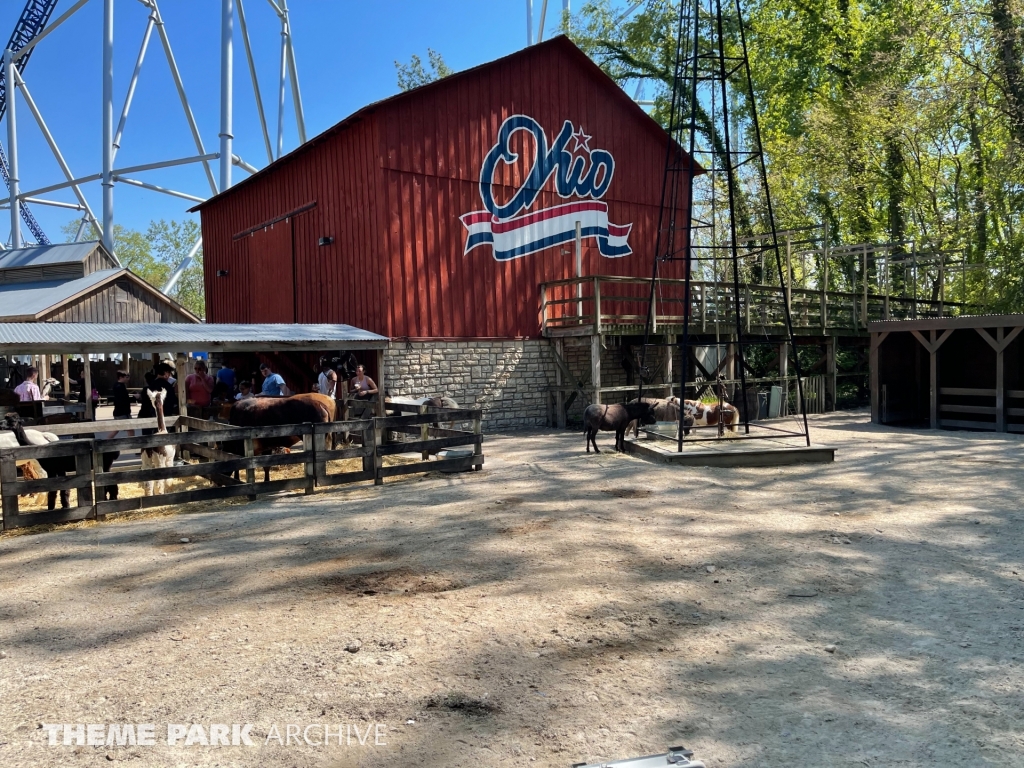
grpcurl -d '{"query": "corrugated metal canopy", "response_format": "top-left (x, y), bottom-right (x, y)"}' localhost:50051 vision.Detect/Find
top-left (0, 269), bottom-right (123, 320)
top-left (0, 322), bottom-right (389, 354)
top-left (0, 241), bottom-right (108, 271)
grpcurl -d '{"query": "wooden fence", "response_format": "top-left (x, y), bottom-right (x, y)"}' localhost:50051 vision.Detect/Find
top-left (0, 407), bottom-right (483, 530)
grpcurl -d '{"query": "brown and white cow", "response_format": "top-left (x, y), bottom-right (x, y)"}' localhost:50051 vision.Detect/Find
top-left (681, 398), bottom-right (741, 435)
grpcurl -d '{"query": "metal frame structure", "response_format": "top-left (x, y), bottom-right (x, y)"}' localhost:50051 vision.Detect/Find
top-left (638, 0), bottom-right (811, 450)
top-left (0, 0), bottom-right (306, 296)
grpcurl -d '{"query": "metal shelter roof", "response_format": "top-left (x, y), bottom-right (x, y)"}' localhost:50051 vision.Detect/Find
top-left (0, 269), bottom-right (121, 321)
top-left (0, 268), bottom-right (202, 323)
top-left (0, 323), bottom-right (389, 355)
top-left (0, 241), bottom-right (113, 271)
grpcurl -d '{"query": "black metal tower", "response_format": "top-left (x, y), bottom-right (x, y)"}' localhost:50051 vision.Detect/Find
top-left (638, 0), bottom-right (810, 449)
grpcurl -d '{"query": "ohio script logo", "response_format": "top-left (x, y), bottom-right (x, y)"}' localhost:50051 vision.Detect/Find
top-left (460, 114), bottom-right (633, 261)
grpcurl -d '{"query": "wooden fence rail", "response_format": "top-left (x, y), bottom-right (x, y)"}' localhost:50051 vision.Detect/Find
top-left (0, 408), bottom-right (484, 530)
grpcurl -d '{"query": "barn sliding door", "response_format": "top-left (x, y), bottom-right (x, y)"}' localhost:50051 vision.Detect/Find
top-left (248, 218), bottom-right (296, 322)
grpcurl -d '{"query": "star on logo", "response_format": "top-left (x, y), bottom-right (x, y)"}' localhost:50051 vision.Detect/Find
top-left (570, 126), bottom-right (592, 154)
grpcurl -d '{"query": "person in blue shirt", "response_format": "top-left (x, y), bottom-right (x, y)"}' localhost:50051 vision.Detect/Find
top-left (258, 363), bottom-right (287, 397)
top-left (216, 363), bottom-right (236, 392)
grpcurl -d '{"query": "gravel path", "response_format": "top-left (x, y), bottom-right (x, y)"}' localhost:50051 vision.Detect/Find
top-left (1, 410), bottom-right (1023, 767)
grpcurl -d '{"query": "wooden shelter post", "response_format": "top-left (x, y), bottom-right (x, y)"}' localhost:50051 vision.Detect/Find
top-left (175, 353), bottom-right (188, 421)
top-left (61, 354), bottom-right (70, 399)
top-left (83, 356), bottom-right (94, 421)
top-left (974, 325), bottom-right (1023, 433)
top-left (779, 341), bottom-right (788, 417)
top-left (909, 329), bottom-right (953, 429)
top-left (870, 332), bottom-right (888, 423)
top-left (996, 327), bottom-right (1004, 432)
top-left (375, 348), bottom-right (385, 417)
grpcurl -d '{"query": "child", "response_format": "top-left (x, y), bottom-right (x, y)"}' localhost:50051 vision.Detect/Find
top-left (112, 370), bottom-right (132, 419)
top-left (235, 380), bottom-right (255, 401)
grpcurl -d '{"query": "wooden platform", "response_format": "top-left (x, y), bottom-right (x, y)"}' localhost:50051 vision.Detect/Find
top-left (624, 437), bottom-right (834, 467)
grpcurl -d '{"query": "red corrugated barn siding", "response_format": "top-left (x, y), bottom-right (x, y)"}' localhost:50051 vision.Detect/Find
top-left (199, 36), bottom-right (693, 339)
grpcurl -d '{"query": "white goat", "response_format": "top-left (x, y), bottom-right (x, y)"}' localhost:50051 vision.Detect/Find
top-left (141, 388), bottom-right (175, 495)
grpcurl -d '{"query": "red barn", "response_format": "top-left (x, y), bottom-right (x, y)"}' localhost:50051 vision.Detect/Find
top-left (196, 36), bottom-right (696, 428)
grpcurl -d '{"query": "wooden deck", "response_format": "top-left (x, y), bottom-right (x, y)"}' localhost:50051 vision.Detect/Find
top-left (540, 276), bottom-right (968, 339)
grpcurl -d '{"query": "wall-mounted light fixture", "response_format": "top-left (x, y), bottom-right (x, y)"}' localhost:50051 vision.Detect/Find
top-left (216, 269), bottom-right (229, 277)
top-left (318, 236), bottom-right (334, 246)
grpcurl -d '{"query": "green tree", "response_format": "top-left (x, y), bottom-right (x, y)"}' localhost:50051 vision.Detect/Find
top-left (395, 49), bottom-right (453, 91)
top-left (568, 0), bottom-right (1024, 310)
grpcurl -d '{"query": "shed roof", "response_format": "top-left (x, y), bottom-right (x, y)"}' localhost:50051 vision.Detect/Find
top-left (0, 322), bottom-right (389, 355)
top-left (0, 269), bottom-right (201, 323)
top-left (868, 314), bottom-right (1024, 333)
top-left (0, 241), bottom-right (117, 271)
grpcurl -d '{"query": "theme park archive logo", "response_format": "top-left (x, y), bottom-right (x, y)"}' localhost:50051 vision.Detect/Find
top-left (460, 114), bottom-right (633, 261)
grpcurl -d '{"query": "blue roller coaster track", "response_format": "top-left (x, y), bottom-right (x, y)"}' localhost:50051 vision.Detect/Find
top-left (0, 0), bottom-right (60, 246)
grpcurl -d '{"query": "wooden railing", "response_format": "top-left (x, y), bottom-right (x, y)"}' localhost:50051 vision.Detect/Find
top-left (0, 407), bottom-right (483, 530)
top-left (539, 276), bottom-right (969, 336)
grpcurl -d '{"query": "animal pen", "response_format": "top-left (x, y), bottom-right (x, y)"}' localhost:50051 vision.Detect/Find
top-left (869, 314), bottom-right (1024, 433)
top-left (0, 323), bottom-right (483, 530)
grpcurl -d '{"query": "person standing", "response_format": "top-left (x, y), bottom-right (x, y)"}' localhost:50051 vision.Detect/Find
top-left (350, 365), bottom-right (378, 401)
top-left (258, 363), bottom-right (287, 397)
top-left (112, 370), bottom-right (132, 419)
top-left (216, 362), bottom-right (236, 393)
top-left (185, 360), bottom-right (215, 414)
top-left (13, 367), bottom-right (42, 402)
top-left (317, 359), bottom-right (333, 397)
top-left (235, 380), bottom-right (255, 401)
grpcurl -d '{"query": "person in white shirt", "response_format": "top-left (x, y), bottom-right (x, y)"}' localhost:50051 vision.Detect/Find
top-left (234, 380), bottom-right (255, 400)
top-left (317, 359), bottom-right (333, 397)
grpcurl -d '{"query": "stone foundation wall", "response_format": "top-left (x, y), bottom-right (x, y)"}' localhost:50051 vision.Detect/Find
top-left (383, 340), bottom-right (558, 431)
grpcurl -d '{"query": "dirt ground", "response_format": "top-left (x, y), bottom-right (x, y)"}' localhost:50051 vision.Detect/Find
top-left (2, 409), bottom-right (1023, 767)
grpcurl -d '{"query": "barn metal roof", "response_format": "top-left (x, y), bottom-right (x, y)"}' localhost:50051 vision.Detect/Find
top-left (0, 322), bottom-right (389, 354)
top-left (0, 241), bottom-right (112, 270)
top-left (192, 36), bottom-right (703, 211)
top-left (0, 269), bottom-right (123, 321)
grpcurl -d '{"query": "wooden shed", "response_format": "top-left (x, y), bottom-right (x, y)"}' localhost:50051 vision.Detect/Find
top-left (194, 36), bottom-right (695, 339)
top-left (870, 315), bottom-right (1024, 432)
top-left (0, 242), bottom-right (198, 324)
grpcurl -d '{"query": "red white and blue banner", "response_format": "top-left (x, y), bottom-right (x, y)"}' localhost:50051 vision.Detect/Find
top-left (461, 114), bottom-right (633, 262)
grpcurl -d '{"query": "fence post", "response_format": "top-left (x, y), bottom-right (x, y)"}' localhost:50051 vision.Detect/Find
top-left (313, 427), bottom-right (327, 487)
top-left (244, 436), bottom-right (257, 500)
top-left (419, 403), bottom-right (429, 461)
top-left (1, 453), bottom-right (19, 526)
top-left (373, 420), bottom-right (384, 486)
top-left (75, 449), bottom-right (93, 512)
top-left (303, 427), bottom-right (315, 496)
top-left (472, 411), bottom-right (483, 471)
top-left (92, 442), bottom-right (106, 518)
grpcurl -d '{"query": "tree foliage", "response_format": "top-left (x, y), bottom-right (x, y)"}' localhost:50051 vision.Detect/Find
top-left (62, 219), bottom-right (205, 319)
top-left (570, 0), bottom-right (1024, 310)
top-left (395, 49), bottom-right (454, 91)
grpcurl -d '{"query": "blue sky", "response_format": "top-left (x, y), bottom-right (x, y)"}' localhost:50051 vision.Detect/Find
top-left (0, 0), bottom-right (578, 245)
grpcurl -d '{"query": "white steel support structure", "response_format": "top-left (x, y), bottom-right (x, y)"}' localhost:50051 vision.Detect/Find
top-left (219, 0), bottom-right (234, 193)
top-left (101, 0), bottom-right (114, 253)
top-left (0, 0), bottom-right (305, 297)
top-left (5, 48), bottom-right (20, 249)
